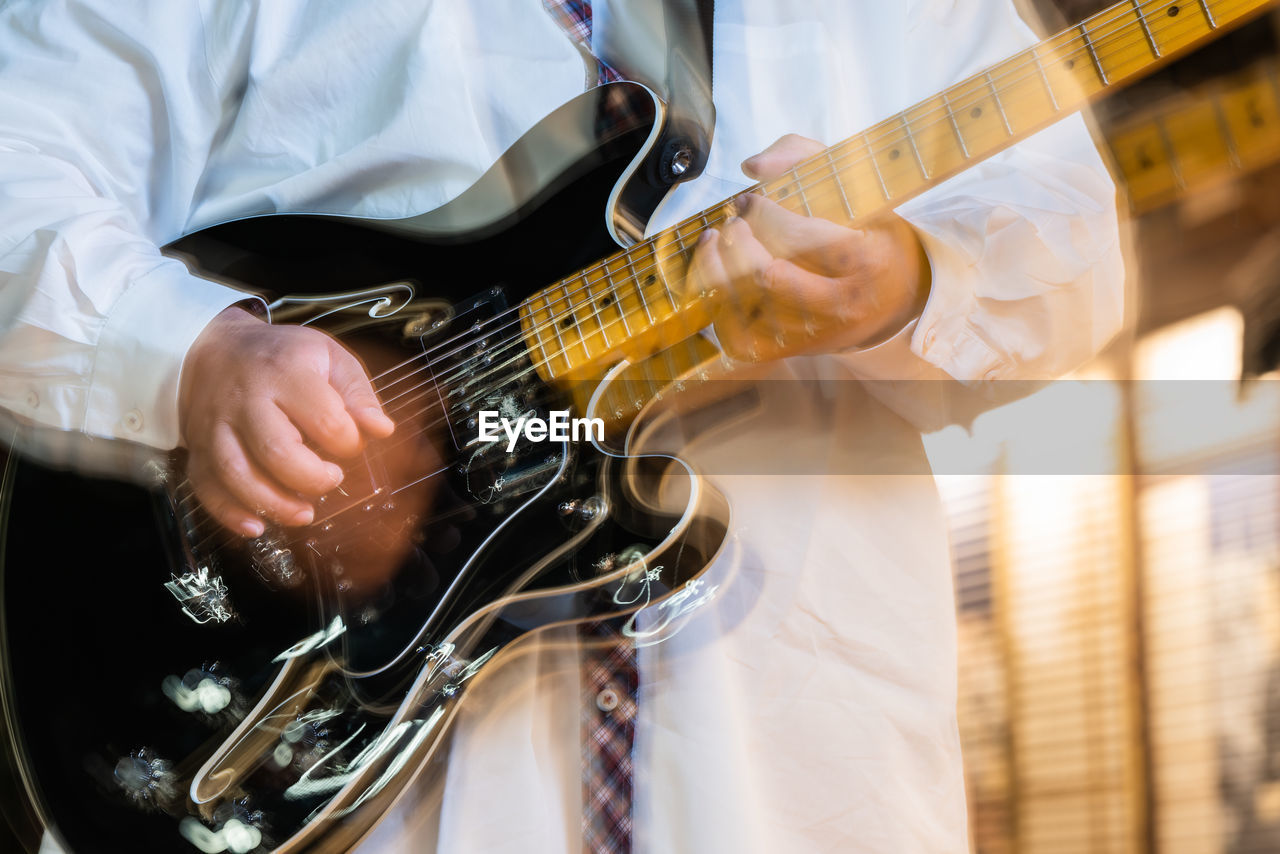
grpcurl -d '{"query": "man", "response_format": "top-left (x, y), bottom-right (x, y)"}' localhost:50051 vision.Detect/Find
top-left (0, 0), bottom-right (1123, 851)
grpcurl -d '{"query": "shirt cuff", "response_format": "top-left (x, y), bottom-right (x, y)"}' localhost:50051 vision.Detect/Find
top-left (85, 261), bottom-right (260, 449)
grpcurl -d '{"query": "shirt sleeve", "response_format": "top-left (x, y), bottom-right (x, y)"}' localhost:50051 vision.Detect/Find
top-left (0, 1), bottom-right (252, 454)
top-left (838, 0), bottom-right (1126, 431)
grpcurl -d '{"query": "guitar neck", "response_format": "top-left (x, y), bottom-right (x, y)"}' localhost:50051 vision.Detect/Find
top-left (520, 0), bottom-right (1277, 383)
top-left (1110, 55), bottom-right (1280, 212)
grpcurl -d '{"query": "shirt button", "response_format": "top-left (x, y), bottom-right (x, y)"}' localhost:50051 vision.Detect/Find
top-left (596, 688), bottom-right (620, 713)
top-left (983, 368), bottom-right (1000, 382)
top-left (24, 390), bottom-right (38, 409)
top-left (123, 409), bottom-right (144, 432)
top-left (922, 328), bottom-right (936, 352)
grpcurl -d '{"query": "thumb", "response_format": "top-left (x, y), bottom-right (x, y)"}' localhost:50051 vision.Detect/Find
top-left (328, 341), bottom-right (395, 438)
top-left (741, 133), bottom-right (828, 180)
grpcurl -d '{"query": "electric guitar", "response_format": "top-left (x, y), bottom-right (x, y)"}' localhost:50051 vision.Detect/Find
top-left (2, 0), bottom-right (1274, 851)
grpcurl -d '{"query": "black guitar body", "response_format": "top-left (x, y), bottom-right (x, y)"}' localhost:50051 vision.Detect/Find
top-left (0, 83), bottom-right (728, 853)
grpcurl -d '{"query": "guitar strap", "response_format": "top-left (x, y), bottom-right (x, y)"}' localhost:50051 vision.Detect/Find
top-left (590, 0), bottom-right (716, 186)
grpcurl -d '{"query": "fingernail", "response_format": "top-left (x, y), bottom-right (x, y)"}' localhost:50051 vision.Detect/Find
top-left (698, 230), bottom-right (716, 245)
top-left (325, 462), bottom-right (344, 484)
top-left (734, 193), bottom-right (754, 214)
top-left (365, 408), bottom-right (395, 434)
top-left (242, 519), bottom-right (265, 538)
top-left (292, 507), bottom-right (315, 526)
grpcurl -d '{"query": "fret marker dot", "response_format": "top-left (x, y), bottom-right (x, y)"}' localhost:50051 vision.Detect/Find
top-left (971, 107), bottom-right (982, 119)
top-left (561, 314), bottom-right (575, 329)
top-left (646, 275), bottom-right (656, 285)
top-left (1167, 5), bottom-right (1179, 16)
top-left (600, 296), bottom-right (612, 307)
top-left (1066, 59), bottom-right (1075, 70)
top-left (889, 149), bottom-right (901, 160)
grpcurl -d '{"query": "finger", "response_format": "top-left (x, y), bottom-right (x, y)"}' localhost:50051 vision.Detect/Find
top-left (716, 218), bottom-right (784, 358)
top-left (189, 468), bottom-right (266, 538)
top-left (722, 217), bottom-right (877, 346)
top-left (209, 421), bottom-right (316, 527)
top-left (274, 371), bottom-right (363, 458)
top-left (328, 342), bottom-right (395, 438)
top-left (736, 193), bottom-right (864, 276)
top-left (242, 400), bottom-right (346, 496)
top-left (718, 216), bottom-right (775, 301)
top-left (741, 134), bottom-right (827, 181)
top-left (686, 229), bottom-right (731, 302)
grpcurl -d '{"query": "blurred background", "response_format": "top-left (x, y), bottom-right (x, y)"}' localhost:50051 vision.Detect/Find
top-left (944, 3), bottom-right (1280, 852)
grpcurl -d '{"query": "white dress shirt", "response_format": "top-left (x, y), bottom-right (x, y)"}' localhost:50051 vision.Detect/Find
top-left (3, 0), bottom-right (1123, 852)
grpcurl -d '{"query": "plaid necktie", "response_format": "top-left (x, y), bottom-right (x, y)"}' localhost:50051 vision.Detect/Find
top-left (580, 620), bottom-right (639, 853)
top-left (541, 4), bottom-right (639, 849)
top-left (541, 0), bottom-right (622, 85)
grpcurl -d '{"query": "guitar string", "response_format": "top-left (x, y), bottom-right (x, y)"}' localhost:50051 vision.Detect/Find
top-left (176, 0), bottom-right (1209, 542)
top-left (366, 0), bottom-right (1210, 411)
top-left (370, 0), bottom-right (1204, 428)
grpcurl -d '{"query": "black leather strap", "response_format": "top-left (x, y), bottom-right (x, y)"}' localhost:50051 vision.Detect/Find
top-left (596, 0), bottom-right (716, 187)
top-left (655, 0), bottom-right (714, 185)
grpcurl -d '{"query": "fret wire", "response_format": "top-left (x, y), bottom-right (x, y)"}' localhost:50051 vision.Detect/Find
top-left (680, 219), bottom-right (711, 269)
top-left (824, 148), bottom-right (856, 218)
top-left (662, 348), bottom-right (678, 388)
top-left (671, 227), bottom-right (694, 266)
top-left (1131, 0), bottom-right (1161, 57)
top-left (1079, 23), bottom-right (1110, 86)
top-left (560, 280), bottom-right (591, 362)
top-left (622, 253), bottom-right (657, 327)
top-left (983, 70), bottom-right (1013, 134)
top-left (863, 132), bottom-right (890, 199)
top-left (527, 300), bottom-right (552, 371)
top-left (612, 277), bottom-right (634, 337)
top-left (1196, 0), bottom-right (1218, 28)
top-left (544, 291), bottom-right (572, 373)
top-left (1154, 116), bottom-right (1186, 189)
top-left (1211, 96), bottom-right (1242, 169)
top-left (663, 232), bottom-right (684, 311)
top-left (1031, 46), bottom-right (1061, 112)
top-left (900, 115), bottom-right (929, 178)
top-left (788, 166), bottom-right (814, 215)
top-left (940, 92), bottom-right (971, 158)
top-left (650, 245), bottom-right (681, 312)
top-left (583, 273), bottom-right (612, 350)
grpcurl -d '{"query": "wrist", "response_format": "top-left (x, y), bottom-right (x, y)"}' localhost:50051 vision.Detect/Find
top-left (848, 219), bottom-right (932, 351)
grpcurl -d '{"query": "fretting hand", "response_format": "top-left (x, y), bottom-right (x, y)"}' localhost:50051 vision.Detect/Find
top-left (689, 134), bottom-right (931, 361)
top-left (178, 307), bottom-right (395, 537)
